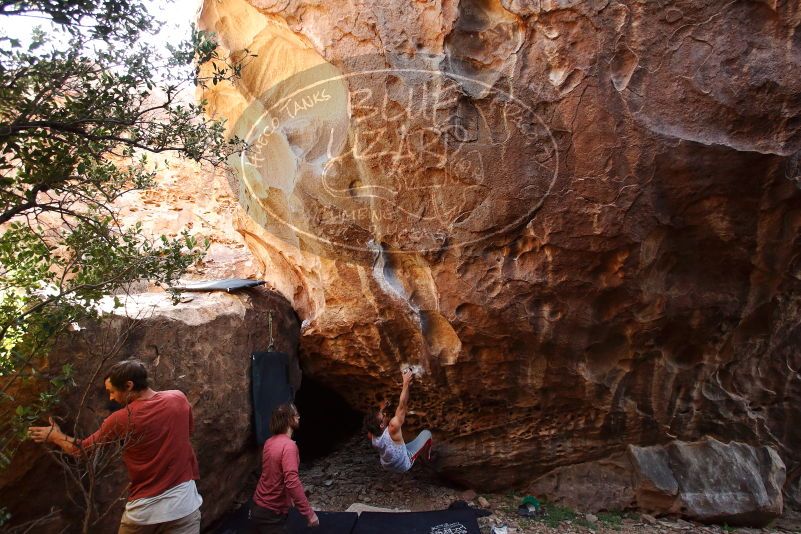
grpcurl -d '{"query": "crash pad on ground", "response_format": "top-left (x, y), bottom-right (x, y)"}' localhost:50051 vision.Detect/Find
top-left (214, 506), bottom-right (482, 534)
top-left (351, 509), bottom-right (481, 534)
top-left (288, 508), bottom-right (359, 533)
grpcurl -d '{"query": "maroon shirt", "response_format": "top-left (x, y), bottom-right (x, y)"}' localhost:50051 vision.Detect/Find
top-left (81, 390), bottom-right (200, 501)
top-left (253, 434), bottom-right (314, 520)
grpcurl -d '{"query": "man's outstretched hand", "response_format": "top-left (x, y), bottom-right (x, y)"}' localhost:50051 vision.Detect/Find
top-left (308, 512), bottom-right (320, 527)
top-left (27, 417), bottom-right (62, 444)
top-left (27, 417), bottom-right (78, 455)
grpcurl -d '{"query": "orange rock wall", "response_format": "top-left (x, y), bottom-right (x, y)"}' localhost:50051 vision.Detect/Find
top-left (198, 0), bottom-right (801, 495)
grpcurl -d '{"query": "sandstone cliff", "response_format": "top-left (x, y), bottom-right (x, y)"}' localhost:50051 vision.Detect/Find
top-left (197, 0), bottom-right (801, 506)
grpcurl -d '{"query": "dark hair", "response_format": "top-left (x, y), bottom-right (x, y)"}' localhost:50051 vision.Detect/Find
top-left (363, 411), bottom-right (383, 436)
top-left (270, 403), bottom-right (298, 435)
top-left (105, 359), bottom-right (149, 392)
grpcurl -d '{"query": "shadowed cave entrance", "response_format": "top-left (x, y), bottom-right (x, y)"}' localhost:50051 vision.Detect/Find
top-left (212, 364), bottom-right (464, 533)
top-left (293, 373), bottom-right (363, 462)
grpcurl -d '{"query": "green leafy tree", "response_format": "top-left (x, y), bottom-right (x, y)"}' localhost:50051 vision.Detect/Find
top-left (0, 0), bottom-right (249, 476)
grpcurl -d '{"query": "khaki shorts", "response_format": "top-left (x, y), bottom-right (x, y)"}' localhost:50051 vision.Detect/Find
top-left (118, 508), bottom-right (201, 534)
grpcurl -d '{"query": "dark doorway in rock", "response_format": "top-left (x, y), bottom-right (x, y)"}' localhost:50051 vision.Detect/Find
top-left (293, 373), bottom-right (363, 463)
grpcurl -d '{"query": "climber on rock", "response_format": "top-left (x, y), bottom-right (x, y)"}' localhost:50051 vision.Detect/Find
top-left (364, 367), bottom-right (433, 473)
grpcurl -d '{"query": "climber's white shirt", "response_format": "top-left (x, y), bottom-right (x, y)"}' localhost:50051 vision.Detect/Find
top-left (372, 427), bottom-right (412, 473)
top-left (122, 479), bottom-right (202, 525)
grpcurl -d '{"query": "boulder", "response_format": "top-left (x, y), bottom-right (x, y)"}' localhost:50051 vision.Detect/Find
top-left (0, 289), bottom-right (300, 532)
top-left (628, 438), bottom-right (786, 526)
top-left (527, 453), bottom-right (636, 512)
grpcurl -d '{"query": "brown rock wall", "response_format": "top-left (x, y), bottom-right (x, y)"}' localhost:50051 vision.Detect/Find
top-left (198, 0), bottom-right (801, 499)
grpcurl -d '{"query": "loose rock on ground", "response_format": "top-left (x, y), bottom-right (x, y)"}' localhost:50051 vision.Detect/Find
top-left (287, 435), bottom-right (801, 534)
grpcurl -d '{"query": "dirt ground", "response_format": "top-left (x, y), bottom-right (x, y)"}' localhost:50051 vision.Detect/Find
top-left (294, 434), bottom-right (801, 534)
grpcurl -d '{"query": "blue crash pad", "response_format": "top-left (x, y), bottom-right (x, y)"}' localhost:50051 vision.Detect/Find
top-left (172, 278), bottom-right (265, 292)
top-left (251, 351), bottom-right (294, 445)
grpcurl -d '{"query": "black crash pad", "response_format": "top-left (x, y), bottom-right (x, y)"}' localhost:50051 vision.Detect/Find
top-left (214, 506), bottom-right (480, 534)
top-left (352, 509), bottom-right (481, 534)
top-left (172, 278), bottom-right (265, 292)
top-left (211, 503), bottom-right (248, 534)
top-left (251, 351), bottom-right (294, 445)
top-left (211, 505), bottom-right (356, 534)
top-left (288, 508), bottom-right (359, 534)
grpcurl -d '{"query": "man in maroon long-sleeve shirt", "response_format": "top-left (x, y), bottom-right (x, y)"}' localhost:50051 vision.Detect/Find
top-left (251, 403), bottom-right (318, 533)
top-left (28, 359), bottom-right (202, 533)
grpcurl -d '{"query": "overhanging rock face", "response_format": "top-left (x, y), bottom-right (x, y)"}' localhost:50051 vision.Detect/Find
top-left (198, 0), bottom-right (801, 497)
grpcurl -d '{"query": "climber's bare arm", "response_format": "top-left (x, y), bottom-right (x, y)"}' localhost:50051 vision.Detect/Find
top-left (389, 368), bottom-right (413, 435)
